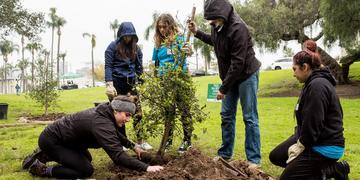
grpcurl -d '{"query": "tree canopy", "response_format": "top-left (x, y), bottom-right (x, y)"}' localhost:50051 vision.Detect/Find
top-left (0, 0), bottom-right (44, 39)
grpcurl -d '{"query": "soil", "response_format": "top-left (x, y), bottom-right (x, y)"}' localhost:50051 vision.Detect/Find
top-left (22, 112), bottom-right (66, 121)
top-left (108, 149), bottom-right (275, 180)
top-left (267, 80), bottom-right (360, 98)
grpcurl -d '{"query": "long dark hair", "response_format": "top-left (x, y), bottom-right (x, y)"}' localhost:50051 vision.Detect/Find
top-left (293, 40), bottom-right (321, 70)
top-left (116, 36), bottom-right (138, 61)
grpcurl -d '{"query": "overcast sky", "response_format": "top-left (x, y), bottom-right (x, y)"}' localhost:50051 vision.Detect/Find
top-left (8, 0), bottom-right (341, 73)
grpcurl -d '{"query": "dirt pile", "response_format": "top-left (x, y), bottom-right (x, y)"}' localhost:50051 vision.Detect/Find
top-left (108, 149), bottom-right (275, 180)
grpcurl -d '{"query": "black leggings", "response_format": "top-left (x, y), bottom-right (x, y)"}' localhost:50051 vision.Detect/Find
top-left (269, 135), bottom-right (337, 180)
top-left (38, 131), bottom-right (94, 179)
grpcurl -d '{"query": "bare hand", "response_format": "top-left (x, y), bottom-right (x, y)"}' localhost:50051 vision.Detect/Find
top-left (133, 144), bottom-right (146, 160)
top-left (146, 165), bottom-right (164, 172)
top-left (181, 43), bottom-right (193, 56)
top-left (216, 91), bottom-right (225, 100)
top-left (187, 19), bottom-right (197, 34)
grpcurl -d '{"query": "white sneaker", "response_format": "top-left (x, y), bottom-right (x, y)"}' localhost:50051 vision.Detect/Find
top-left (247, 161), bottom-right (261, 169)
top-left (140, 142), bottom-right (153, 150)
top-left (123, 147), bottom-right (129, 151)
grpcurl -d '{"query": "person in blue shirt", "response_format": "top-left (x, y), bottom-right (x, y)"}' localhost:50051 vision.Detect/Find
top-left (152, 13), bottom-right (193, 153)
top-left (15, 82), bottom-right (21, 95)
top-left (104, 22), bottom-right (152, 150)
top-left (269, 40), bottom-right (349, 180)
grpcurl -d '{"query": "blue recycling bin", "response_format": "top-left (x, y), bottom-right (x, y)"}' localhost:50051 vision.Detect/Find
top-left (0, 103), bottom-right (8, 120)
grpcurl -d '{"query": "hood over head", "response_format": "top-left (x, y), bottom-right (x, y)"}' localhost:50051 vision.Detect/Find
top-left (306, 68), bottom-right (337, 86)
top-left (116, 22), bottom-right (138, 43)
top-left (204, 0), bottom-right (233, 22)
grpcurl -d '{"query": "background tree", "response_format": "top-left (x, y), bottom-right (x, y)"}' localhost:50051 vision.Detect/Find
top-left (27, 58), bottom-right (59, 115)
top-left (0, 0), bottom-right (44, 39)
top-left (283, 46), bottom-right (294, 57)
top-left (193, 13), bottom-right (213, 73)
top-left (144, 12), bottom-right (160, 40)
top-left (46, 7), bottom-right (58, 80)
top-left (110, 19), bottom-right (119, 40)
top-left (0, 40), bottom-right (19, 94)
top-left (55, 16), bottom-right (66, 87)
top-left (82, 33), bottom-right (96, 87)
top-left (58, 52), bottom-right (66, 84)
top-left (233, 0), bottom-right (360, 83)
top-left (93, 64), bottom-right (104, 81)
top-left (26, 42), bottom-right (42, 86)
top-left (16, 58), bottom-right (29, 92)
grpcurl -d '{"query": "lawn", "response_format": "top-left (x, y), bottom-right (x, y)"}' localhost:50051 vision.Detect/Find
top-left (0, 62), bottom-right (359, 179)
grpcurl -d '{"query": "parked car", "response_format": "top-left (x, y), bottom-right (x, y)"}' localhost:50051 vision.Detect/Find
top-left (61, 80), bottom-right (78, 90)
top-left (207, 69), bottom-right (219, 76)
top-left (191, 70), bottom-right (206, 77)
top-left (271, 58), bottom-right (293, 70)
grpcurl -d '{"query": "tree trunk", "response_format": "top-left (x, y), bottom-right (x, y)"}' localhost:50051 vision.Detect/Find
top-left (50, 26), bottom-right (55, 80)
top-left (91, 47), bottom-right (95, 87)
top-left (31, 50), bottom-right (35, 87)
top-left (56, 28), bottom-right (61, 88)
top-left (157, 108), bottom-right (175, 157)
top-left (316, 47), bottom-right (344, 83)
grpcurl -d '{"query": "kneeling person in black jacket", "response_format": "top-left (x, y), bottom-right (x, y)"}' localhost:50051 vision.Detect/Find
top-left (22, 95), bottom-right (163, 179)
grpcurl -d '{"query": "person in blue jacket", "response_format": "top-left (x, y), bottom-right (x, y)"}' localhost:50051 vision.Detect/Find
top-left (104, 21), bottom-right (152, 150)
top-left (152, 13), bottom-right (193, 153)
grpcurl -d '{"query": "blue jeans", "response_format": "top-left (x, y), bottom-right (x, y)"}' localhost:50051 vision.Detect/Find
top-left (218, 71), bottom-right (261, 164)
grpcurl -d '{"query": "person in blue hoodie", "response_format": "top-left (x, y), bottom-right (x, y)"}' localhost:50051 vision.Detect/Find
top-left (152, 13), bottom-right (193, 153)
top-left (104, 22), bottom-right (152, 150)
top-left (269, 40), bottom-right (349, 180)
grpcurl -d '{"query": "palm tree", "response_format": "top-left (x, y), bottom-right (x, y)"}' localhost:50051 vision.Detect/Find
top-left (194, 14), bottom-right (213, 73)
top-left (55, 16), bottom-right (66, 87)
top-left (110, 19), bottom-right (119, 40)
top-left (82, 33), bottom-right (96, 87)
top-left (144, 11), bottom-right (160, 40)
top-left (46, 7), bottom-right (58, 80)
top-left (16, 58), bottom-right (29, 92)
top-left (25, 42), bottom-right (42, 86)
top-left (0, 40), bottom-right (19, 94)
top-left (58, 52), bottom-right (66, 85)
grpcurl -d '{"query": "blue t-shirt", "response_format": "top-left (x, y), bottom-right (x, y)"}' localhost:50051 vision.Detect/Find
top-left (152, 35), bottom-right (188, 75)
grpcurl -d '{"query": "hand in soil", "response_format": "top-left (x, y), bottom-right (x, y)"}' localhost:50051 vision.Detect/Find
top-left (133, 145), bottom-right (146, 160)
top-left (146, 165), bottom-right (163, 172)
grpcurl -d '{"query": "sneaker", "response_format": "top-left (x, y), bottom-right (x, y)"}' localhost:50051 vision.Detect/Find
top-left (321, 160), bottom-right (350, 180)
top-left (139, 142), bottom-right (153, 150)
top-left (213, 156), bottom-right (231, 162)
top-left (29, 159), bottom-right (48, 177)
top-left (22, 148), bottom-right (49, 169)
top-left (123, 147), bottom-right (129, 151)
top-left (247, 161), bottom-right (261, 169)
top-left (178, 140), bottom-right (192, 153)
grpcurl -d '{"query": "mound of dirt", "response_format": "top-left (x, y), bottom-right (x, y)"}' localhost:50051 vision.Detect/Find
top-left (19, 113), bottom-right (66, 122)
top-left (108, 149), bottom-right (275, 180)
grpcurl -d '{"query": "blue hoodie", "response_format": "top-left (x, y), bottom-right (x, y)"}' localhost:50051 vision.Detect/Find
top-left (105, 22), bottom-right (143, 81)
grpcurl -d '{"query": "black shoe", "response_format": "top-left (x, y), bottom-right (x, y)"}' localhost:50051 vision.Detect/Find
top-left (29, 159), bottom-right (48, 177)
top-left (22, 148), bottom-right (50, 169)
top-left (321, 160), bottom-right (350, 180)
top-left (178, 140), bottom-right (192, 153)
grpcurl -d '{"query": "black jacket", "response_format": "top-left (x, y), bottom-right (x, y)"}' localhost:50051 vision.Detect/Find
top-left (296, 68), bottom-right (345, 148)
top-left (195, 0), bottom-right (261, 94)
top-left (43, 103), bottom-right (148, 171)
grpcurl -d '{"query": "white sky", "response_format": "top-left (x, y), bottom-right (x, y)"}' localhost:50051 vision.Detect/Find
top-left (7, 0), bottom-right (342, 73)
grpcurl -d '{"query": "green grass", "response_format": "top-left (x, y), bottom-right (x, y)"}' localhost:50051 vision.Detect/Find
top-left (0, 62), bottom-right (359, 179)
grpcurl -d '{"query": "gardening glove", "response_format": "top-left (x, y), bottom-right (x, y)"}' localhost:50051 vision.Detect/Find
top-left (105, 81), bottom-right (117, 100)
top-left (133, 144), bottom-right (146, 160)
top-left (286, 139), bottom-right (305, 164)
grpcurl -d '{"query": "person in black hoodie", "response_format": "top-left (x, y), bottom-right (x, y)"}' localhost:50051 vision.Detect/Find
top-left (269, 40), bottom-right (349, 180)
top-left (188, 0), bottom-right (262, 166)
top-left (22, 95), bottom-right (163, 179)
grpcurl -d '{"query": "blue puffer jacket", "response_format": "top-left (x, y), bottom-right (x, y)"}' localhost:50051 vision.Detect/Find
top-left (105, 22), bottom-right (143, 81)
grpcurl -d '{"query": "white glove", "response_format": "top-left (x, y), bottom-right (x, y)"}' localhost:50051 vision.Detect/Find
top-left (286, 139), bottom-right (305, 164)
top-left (146, 165), bottom-right (164, 172)
top-left (105, 81), bottom-right (117, 100)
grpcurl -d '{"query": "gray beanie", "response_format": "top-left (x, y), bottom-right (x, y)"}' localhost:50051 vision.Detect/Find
top-left (110, 99), bottom-right (136, 114)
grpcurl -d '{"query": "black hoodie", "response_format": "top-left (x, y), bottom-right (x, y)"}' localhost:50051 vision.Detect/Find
top-left (194, 0), bottom-right (261, 94)
top-left (43, 103), bottom-right (149, 171)
top-left (295, 68), bottom-right (345, 148)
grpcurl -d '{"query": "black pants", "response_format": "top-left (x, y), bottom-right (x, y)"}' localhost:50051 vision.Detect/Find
top-left (269, 135), bottom-right (337, 180)
top-left (113, 77), bottom-right (142, 141)
top-left (38, 131), bottom-right (93, 179)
